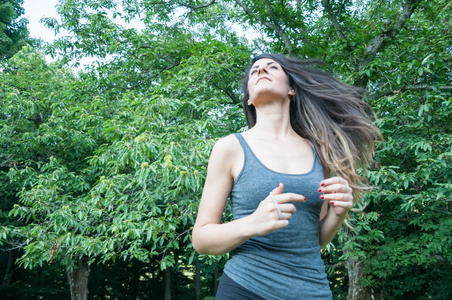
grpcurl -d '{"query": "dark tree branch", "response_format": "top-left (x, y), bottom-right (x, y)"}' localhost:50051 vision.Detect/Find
top-left (212, 83), bottom-right (239, 104)
top-left (321, 0), bottom-right (356, 68)
top-left (321, 0), bottom-right (351, 45)
top-left (434, 255), bottom-right (451, 266)
top-left (129, 61), bottom-right (181, 89)
top-left (372, 85), bottom-right (452, 100)
top-left (176, 0), bottom-right (216, 11)
top-left (128, 1), bottom-right (216, 13)
top-left (142, 1), bottom-right (167, 5)
top-left (355, 0), bottom-right (421, 87)
top-left (233, 0), bottom-right (295, 56)
top-left (263, 0), bottom-right (295, 55)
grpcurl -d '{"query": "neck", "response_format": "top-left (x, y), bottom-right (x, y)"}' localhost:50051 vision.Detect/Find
top-left (250, 99), bottom-right (295, 139)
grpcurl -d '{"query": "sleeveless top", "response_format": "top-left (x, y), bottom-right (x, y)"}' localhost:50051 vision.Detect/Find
top-left (223, 133), bottom-right (332, 299)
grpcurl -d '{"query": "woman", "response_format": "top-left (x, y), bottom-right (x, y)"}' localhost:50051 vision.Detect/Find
top-left (192, 53), bottom-right (380, 299)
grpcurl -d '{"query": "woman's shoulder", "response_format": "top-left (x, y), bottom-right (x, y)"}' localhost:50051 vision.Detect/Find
top-left (208, 134), bottom-right (244, 179)
top-left (212, 134), bottom-right (242, 156)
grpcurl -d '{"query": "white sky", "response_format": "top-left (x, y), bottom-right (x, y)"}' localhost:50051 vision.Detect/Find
top-left (23, 0), bottom-right (145, 42)
top-left (23, 0), bottom-right (93, 68)
top-left (21, 0), bottom-right (252, 67)
top-left (23, 0), bottom-right (61, 42)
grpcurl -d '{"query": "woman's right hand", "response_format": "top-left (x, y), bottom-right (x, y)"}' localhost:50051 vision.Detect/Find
top-left (193, 137), bottom-right (307, 255)
top-left (245, 183), bottom-right (307, 237)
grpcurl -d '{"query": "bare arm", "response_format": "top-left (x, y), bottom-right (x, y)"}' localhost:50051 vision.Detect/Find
top-left (318, 176), bottom-right (353, 248)
top-left (192, 136), bottom-right (306, 255)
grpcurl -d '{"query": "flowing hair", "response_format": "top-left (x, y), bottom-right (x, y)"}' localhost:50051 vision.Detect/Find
top-left (242, 53), bottom-right (381, 203)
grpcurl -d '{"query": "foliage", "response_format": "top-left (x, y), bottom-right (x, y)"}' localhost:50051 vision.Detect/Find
top-left (1, 13), bottom-right (250, 297)
top-left (0, 0), bottom-right (30, 59)
top-left (1, 0), bottom-right (451, 299)
top-left (356, 1), bottom-right (451, 297)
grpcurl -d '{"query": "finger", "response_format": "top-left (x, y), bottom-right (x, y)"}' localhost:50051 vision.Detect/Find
top-left (278, 203), bottom-right (297, 214)
top-left (273, 193), bottom-right (307, 204)
top-left (318, 183), bottom-right (352, 194)
top-left (275, 220), bottom-right (290, 228)
top-left (280, 212), bottom-right (293, 220)
top-left (320, 177), bottom-right (348, 188)
top-left (328, 198), bottom-right (353, 209)
top-left (320, 193), bottom-right (353, 202)
top-left (272, 182), bottom-right (284, 195)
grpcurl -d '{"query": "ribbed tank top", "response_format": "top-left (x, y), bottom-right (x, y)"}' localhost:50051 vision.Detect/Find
top-left (223, 133), bottom-right (332, 299)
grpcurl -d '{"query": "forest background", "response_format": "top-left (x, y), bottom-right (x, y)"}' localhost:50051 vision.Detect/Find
top-left (0, 0), bottom-right (451, 299)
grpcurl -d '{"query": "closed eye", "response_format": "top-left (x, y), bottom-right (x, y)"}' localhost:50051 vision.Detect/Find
top-left (250, 64), bottom-right (278, 75)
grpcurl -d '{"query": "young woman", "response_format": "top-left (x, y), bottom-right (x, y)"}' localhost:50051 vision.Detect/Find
top-left (192, 53), bottom-right (380, 299)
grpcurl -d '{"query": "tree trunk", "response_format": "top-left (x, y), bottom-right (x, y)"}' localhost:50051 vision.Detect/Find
top-left (195, 260), bottom-right (202, 300)
top-left (67, 258), bottom-right (91, 300)
top-left (211, 268), bottom-right (219, 297)
top-left (346, 254), bottom-right (383, 300)
top-left (164, 267), bottom-right (172, 300)
top-left (2, 250), bottom-right (18, 285)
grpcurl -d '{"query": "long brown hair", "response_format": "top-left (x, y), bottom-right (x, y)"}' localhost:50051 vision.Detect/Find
top-left (242, 53), bottom-right (381, 202)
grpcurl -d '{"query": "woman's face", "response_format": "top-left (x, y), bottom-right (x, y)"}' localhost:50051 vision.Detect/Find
top-left (247, 58), bottom-right (292, 105)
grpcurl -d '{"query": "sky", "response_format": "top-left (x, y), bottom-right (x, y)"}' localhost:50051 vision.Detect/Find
top-left (23, 0), bottom-right (145, 42)
top-left (23, 0), bottom-right (61, 42)
top-left (20, 0), bottom-right (252, 67)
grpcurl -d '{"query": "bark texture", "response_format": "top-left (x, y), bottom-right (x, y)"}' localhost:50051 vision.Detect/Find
top-left (2, 250), bottom-right (17, 285)
top-left (164, 267), bottom-right (172, 300)
top-left (195, 260), bottom-right (202, 300)
top-left (67, 258), bottom-right (90, 300)
top-left (346, 252), bottom-right (383, 300)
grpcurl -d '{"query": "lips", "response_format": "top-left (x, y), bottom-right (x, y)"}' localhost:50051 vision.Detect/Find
top-left (256, 77), bottom-right (271, 84)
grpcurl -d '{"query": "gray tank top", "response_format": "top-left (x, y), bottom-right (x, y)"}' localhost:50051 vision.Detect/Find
top-left (223, 133), bottom-right (332, 299)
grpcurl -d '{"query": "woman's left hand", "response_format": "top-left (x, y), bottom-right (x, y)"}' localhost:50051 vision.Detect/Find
top-left (318, 177), bottom-right (353, 217)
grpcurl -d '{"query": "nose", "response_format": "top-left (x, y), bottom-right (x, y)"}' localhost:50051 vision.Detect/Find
top-left (257, 66), bottom-right (268, 75)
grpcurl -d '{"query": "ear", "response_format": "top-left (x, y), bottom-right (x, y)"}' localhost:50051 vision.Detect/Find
top-left (288, 89), bottom-right (295, 96)
top-left (247, 99), bottom-right (252, 106)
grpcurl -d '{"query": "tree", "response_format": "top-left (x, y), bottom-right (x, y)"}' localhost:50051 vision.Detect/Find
top-left (2, 0), bottom-right (451, 299)
top-left (219, 1), bottom-right (451, 298)
top-left (359, 2), bottom-right (452, 297)
top-left (1, 20), bottom-right (251, 300)
top-left (0, 45), bottom-right (101, 299)
top-left (0, 0), bottom-right (29, 59)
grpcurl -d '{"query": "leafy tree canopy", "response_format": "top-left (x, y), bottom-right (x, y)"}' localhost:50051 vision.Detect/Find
top-left (0, 0), bottom-right (30, 59)
top-left (1, 0), bottom-right (451, 299)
